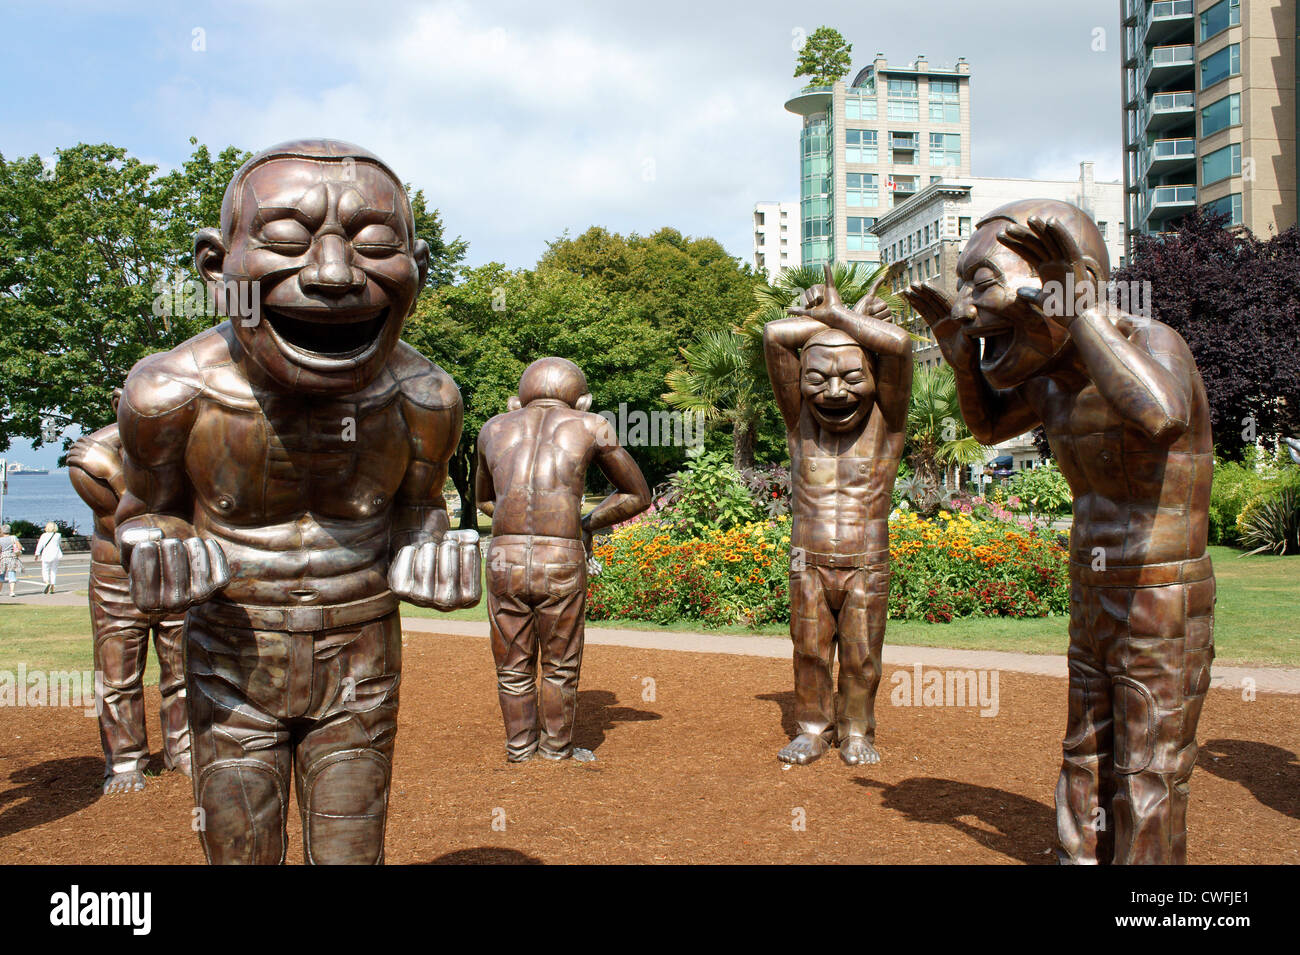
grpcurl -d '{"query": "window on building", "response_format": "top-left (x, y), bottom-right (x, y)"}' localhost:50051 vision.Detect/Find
top-left (890, 176), bottom-right (918, 207)
top-left (929, 132), bottom-right (961, 167)
top-left (1201, 93), bottom-right (1241, 137)
top-left (845, 128), bottom-right (879, 164)
top-left (887, 77), bottom-right (919, 121)
top-left (959, 217), bottom-right (972, 237)
top-left (846, 216), bottom-right (879, 252)
top-left (1202, 142), bottom-right (1242, 185)
top-left (1200, 0), bottom-right (1240, 41)
top-left (1202, 192), bottom-right (1242, 225)
top-left (846, 172), bottom-right (879, 206)
top-left (923, 224), bottom-right (930, 245)
top-left (1098, 221), bottom-right (1108, 239)
top-left (1200, 43), bottom-right (1240, 89)
top-left (929, 78), bottom-right (960, 123)
top-left (845, 93), bottom-right (878, 121)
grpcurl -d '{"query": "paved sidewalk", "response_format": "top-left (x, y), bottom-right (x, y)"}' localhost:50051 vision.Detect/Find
top-left (400, 617), bottom-right (1300, 695)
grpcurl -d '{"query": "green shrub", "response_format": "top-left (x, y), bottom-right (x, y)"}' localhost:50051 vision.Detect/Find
top-left (1210, 449), bottom-right (1300, 546)
top-left (659, 449), bottom-right (766, 539)
top-left (1004, 461), bottom-right (1072, 518)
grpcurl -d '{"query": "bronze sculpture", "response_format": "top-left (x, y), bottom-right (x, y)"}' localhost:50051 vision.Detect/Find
top-left (763, 266), bottom-right (913, 766)
top-left (114, 139), bottom-right (480, 864)
top-left (67, 394), bottom-right (190, 794)
top-left (476, 358), bottom-right (651, 761)
top-left (904, 199), bottom-right (1215, 865)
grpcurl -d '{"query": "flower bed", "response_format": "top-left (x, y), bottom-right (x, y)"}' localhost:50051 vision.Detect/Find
top-left (587, 511), bottom-right (1069, 629)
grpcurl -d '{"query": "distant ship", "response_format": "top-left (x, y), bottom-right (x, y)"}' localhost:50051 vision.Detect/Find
top-left (3, 462), bottom-right (50, 475)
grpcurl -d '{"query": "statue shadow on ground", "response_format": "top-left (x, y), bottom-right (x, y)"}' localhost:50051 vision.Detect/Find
top-left (756, 690), bottom-right (798, 740)
top-left (1198, 738), bottom-right (1300, 820)
top-left (418, 847), bottom-right (544, 865)
top-left (854, 777), bottom-right (1057, 865)
top-left (572, 689), bottom-right (661, 753)
top-left (0, 755), bottom-right (102, 838)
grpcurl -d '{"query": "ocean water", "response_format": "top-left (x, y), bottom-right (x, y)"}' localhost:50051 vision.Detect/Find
top-left (0, 471), bottom-right (95, 534)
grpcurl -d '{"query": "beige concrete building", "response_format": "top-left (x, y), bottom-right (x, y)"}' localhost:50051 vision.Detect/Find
top-left (784, 53), bottom-right (972, 269)
top-left (751, 200), bottom-right (800, 278)
top-left (1121, 0), bottom-right (1297, 247)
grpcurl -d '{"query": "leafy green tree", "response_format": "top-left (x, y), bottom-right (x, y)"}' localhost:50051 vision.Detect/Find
top-left (905, 364), bottom-right (988, 489)
top-left (408, 187), bottom-right (467, 294)
top-left (794, 26), bottom-right (853, 86)
top-left (405, 261), bottom-right (668, 526)
top-left (663, 329), bottom-right (768, 469)
top-left (0, 141), bottom-right (246, 454)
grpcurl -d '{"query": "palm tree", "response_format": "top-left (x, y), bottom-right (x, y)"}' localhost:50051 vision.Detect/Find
top-left (663, 329), bottom-right (768, 469)
top-left (906, 363), bottom-right (988, 491)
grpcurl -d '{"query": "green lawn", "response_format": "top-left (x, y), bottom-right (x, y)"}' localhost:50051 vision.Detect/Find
top-left (3, 545), bottom-right (1296, 673)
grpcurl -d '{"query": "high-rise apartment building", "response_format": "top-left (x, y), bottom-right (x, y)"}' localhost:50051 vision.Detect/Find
top-left (1121, 0), bottom-right (1297, 247)
top-left (751, 200), bottom-right (800, 277)
top-left (784, 53), bottom-right (972, 269)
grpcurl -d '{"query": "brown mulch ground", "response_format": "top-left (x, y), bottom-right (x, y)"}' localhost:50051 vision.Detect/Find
top-left (2, 632), bottom-right (1297, 864)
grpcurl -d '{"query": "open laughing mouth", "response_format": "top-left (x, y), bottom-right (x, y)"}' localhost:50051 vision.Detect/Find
top-left (813, 400), bottom-right (860, 422)
top-left (966, 324), bottom-right (1015, 368)
top-left (263, 305), bottom-right (389, 360)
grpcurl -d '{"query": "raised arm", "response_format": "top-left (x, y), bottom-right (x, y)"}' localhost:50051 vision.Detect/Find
top-left (763, 315), bottom-right (826, 431)
top-left (582, 416), bottom-right (651, 533)
top-left (788, 264), bottom-right (912, 358)
top-left (999, 215), bottom-right (1190, 442)
top-left (1059, 304), bottom-right (1191, 441)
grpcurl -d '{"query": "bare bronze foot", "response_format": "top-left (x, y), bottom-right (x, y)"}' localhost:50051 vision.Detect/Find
top-left (778, 733), bottom-right (830, 765)
top-left (839, 735), bottom-right (880, 766)
top-left (102, 771), bottom-right (146, 794)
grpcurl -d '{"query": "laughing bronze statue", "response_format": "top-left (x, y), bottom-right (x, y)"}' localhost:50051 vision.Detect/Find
top-left (114, 139), bottom-right (480, 864)
top-left (68, 391), bottom-right (190, 794)
top-left (476, 358), bottom-right (651, 762)
top-left (904, 199), bottom-right (1215, 865)
top-left (763, 266), bottom-right (913, 766)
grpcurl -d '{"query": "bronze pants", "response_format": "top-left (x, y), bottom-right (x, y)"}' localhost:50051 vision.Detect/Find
top-left (1057, 556), bottom-right (1215, 865)
top-left (185, 607), bottom-right (401, 865)
top-left (89, 564), bottom-right (189, 776)
top-left (486, 535), bottom-right (588, 761)
top-left (788, 560), bottom-right (890, 744)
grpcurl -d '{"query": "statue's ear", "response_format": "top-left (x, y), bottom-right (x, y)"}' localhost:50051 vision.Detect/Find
top-left (576, 393), bottom-right (593, 412)
top-left (507, 396), bottom-right (522, 411)
top-left (194, 228), bottom-right (226, 285)
top-left (412, 238), bottom-right (430, 297)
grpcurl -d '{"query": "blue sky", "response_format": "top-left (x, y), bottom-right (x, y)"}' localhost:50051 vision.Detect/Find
top-left (1, 0), bottom-right (1124, 468)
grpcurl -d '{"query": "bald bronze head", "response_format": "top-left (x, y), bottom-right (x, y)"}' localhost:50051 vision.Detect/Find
top-left (195, 139), bottom-right (430, 395)
top-left (955, 198), bottom-right (1105, 391)
top-left (800, 328), bottom-right (876, 433)
top-left (510, 357), bottom-right (593, 411)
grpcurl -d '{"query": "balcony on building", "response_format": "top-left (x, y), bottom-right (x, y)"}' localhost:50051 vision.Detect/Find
top-left (1141, 90), bottom-right (1195, 135)
top-left (1141, 137), bottom-right (1196, 177)
top-left (1143, 44), bottom-right (1195, 90)
top-left (784, 85), bottom-right (833, 117)
top-left (1142, 183), bottom-right (1197, 228)
top-left (1142, 0), bottom-right (1195, 46)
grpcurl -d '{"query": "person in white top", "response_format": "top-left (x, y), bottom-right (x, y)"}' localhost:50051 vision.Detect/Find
top-left (35, 522), bottom-right (63, 594)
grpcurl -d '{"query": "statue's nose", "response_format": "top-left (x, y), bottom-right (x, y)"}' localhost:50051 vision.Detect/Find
top-left (301, 235), bottom-right (366, 296)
